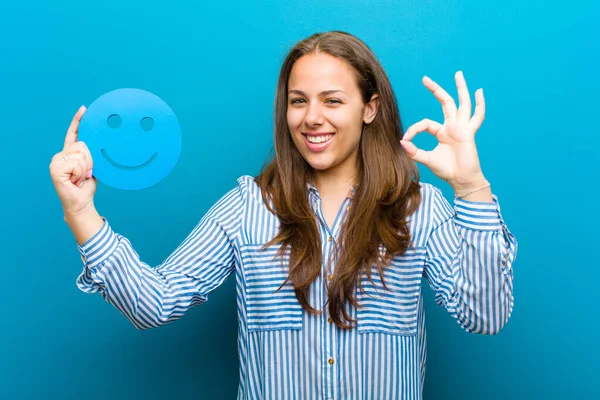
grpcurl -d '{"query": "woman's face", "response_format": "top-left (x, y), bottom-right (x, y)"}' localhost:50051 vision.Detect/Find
top-left (287, 53), bottom-right (378, 177)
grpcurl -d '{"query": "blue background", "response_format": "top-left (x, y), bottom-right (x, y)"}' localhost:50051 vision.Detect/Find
top-left (1, 0), bottom-right (597, 399)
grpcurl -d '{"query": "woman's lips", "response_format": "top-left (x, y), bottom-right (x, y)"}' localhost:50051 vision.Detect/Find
top-left (302, 132), bottom-right (334, 152)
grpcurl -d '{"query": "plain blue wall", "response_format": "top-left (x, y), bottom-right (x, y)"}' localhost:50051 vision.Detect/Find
top-left (1, 0), bottom-right (597, 398)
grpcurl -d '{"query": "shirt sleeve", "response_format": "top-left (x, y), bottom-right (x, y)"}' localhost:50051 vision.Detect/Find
top-left (422, 187), bottom-right (518, 335)
top-left (74, 184), bottom-right (244, 330)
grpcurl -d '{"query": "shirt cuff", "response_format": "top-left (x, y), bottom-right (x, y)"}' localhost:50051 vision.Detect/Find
top-left (77, 218), bottom-right (120, 269)
top-left (453, 194), bottom-right (504, 231)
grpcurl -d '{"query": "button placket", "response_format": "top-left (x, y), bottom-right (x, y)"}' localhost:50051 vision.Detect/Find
top-left (310, 188), bottom-right (351, 400)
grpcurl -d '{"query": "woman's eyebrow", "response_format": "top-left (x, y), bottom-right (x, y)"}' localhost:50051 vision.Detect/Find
top-left (288, 89), bottom-right (347, 96)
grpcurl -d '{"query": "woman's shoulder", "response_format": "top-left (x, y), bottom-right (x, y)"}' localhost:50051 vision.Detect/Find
top-left (235, 174), bottom-right (258, 187)
top-left (412, 180), bottom-right (454, 221)
top-left (220, 174), bottom-right (271, 209)
top-left (415, 181), bottom-right (448, 209)
top-left (234, 174), bottom-right (264, 198)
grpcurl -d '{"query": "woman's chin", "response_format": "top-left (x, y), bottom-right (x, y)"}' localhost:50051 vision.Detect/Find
top-left (305, 155), bottom-right (337, 172)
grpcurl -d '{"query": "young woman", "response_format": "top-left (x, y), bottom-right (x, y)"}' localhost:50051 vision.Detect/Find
top-left (49, 31), bottom-right (518, 399)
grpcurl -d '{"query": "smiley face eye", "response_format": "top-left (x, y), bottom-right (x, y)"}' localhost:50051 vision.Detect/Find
top-left (140, 117), bottom-right (155, 132)
top-left (107, 114), bottom-right (122, 129)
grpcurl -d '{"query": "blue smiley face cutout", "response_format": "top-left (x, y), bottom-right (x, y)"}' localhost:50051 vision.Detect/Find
top-left (78, 88), bottom-right (182, 191)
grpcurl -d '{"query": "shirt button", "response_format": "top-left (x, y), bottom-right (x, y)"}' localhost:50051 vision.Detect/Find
top-left (327, 274), bottom-right (333, 281)
top-left (328, 317), bottom-right (333, 324)
top-left (328, 357), bottom-right (335, 365)
top-left (327, 236), bottom-right (332, 242)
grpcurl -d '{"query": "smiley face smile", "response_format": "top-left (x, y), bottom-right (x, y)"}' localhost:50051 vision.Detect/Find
top-left (100, 148), bottom-right (158, 170)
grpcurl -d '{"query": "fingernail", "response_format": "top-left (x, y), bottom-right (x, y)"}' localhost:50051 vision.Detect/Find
top-left (87, 169), bottom-right (93, 178)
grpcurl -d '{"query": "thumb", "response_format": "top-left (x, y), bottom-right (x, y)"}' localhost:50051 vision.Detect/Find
top-left (400, 140), bottom-right (429, 165)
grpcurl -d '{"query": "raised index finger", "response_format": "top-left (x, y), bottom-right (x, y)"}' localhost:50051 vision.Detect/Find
top-left (63, 106), bottom-right (86, 151)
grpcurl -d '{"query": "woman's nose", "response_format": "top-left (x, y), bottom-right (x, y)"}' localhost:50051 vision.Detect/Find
top-left (304, 103), bottom-right (324, 127)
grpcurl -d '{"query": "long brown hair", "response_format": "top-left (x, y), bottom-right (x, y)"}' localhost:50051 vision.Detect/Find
top-left (255, 31), bottom-right (422, 329)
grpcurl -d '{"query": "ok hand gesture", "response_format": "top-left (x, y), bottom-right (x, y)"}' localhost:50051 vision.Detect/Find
top-left (400, 71), bottom-right (490, 195)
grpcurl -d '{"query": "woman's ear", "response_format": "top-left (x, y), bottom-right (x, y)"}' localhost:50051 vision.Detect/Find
top-left (363, 94), bottom-right (379, 124)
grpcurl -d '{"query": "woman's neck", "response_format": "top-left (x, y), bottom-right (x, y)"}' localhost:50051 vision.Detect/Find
top-left (312, 164), bottom-right (357, 199)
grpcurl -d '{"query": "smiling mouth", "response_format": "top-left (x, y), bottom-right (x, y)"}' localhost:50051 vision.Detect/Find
top-left (101, 149), bottom-right (158, 170)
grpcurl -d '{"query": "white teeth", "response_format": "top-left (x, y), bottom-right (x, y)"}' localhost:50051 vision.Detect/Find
top-left (306, 134), bottom-right (333, 144)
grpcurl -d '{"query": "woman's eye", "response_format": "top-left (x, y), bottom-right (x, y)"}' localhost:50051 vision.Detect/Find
top-left (290, 98), bottom-right (305, 104)
top-left (325, 99), bottom-right (341, 104)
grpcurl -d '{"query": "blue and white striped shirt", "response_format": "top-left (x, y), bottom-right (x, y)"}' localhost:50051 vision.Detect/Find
top-left (75, 175), bottom-right (518, 399)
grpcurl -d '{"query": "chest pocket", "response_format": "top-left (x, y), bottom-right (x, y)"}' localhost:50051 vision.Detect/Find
top-left (356, 247), bottom-right (426, 336)
top-left (240, 243), bottom-right (303, 332)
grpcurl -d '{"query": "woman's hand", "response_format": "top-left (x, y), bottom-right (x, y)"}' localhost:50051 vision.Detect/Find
top-left (400, 71), bottom-right (490, 195)
top-left (49, 106), bottom-right (97, 217)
